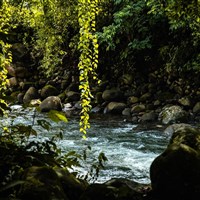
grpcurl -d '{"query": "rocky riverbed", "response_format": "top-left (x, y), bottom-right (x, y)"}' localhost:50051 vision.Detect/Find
top-left (2, 42), bottom-right (200, 200)
top-left (5, 43), bottom-right (200, 127)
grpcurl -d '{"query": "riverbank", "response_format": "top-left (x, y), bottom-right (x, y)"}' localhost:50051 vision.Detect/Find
top-left (3, 42), bottom-right (200, 200)
top-left (5, 42), bottom-right (200, 127)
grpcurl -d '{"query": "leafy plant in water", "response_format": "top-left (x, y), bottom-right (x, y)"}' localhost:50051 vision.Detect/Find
top-left (82, 148), bottom-right (108, 182)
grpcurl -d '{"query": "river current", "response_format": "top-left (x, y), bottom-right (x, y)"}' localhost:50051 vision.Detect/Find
top-left (0, 105), bottom-right (170, 184)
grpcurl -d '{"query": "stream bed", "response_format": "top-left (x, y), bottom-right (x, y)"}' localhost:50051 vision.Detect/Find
top-left (0, 105), bottom-right (170, 184)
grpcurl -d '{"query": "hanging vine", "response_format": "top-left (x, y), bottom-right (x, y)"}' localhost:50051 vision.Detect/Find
top-left (78, 0), bottom-right (99, 139)
top-left (1, 0), bottom-right (99, 137)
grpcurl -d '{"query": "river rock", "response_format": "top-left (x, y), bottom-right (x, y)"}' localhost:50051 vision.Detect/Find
top-left (158, 105), bottom-right (189, 124)
top-left (105, 178), bottom-right (147, 199)
top-left (139, 92), bottom-right (151, 102)
top-left (122, 107), bottom-right (131, 116)
top-left (39, 96), bottom-right (62, 112)
top-left (127, 96), bottom-right (139, 104)
top-left (17, 92), bottom-right (25, 103)
top-left (65, 91), bottom-right (80, 102)
top-left (23, 86), bottom-right (39, 104)
top-left (5, 64), bottom-right (16, 76)
top-left (91, 105), bottom-right (102, 113)
top-left (153, 100), bottom-right (161, 106)
top-left (104, 102), bottom-right (126, 114)
top-left (60, 74), bottom-right (71, 90)
top-left (40, 84), bottom-right (59, 99)
top-left (58, 92), bottom-right (66, 101)
top-left (102, 88), bottom-right (124, 102)
top-left (8, 77), bottom-right (18, 87)
top-left (178, 97), bottom-right (191, 107)
top-left (139, 111), bottom-right (157, 122)
top-left (29, 99), bottom-right (41, 106)
top-left (119, 74), bottom-right (133, 85)
top-left (150, 126), bottom-right (200, 199)
top-left (95, 92), bottom-right (104, 104)
top-left (15, 65), bottom-right (30, 78)
top-left (131, 104), bottom-right (145, 113)
top-left (74, 101), bottom-right (82, 110)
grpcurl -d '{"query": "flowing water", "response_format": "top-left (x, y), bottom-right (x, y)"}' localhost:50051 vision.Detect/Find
top-left (0, 105), bottom-right (170, 184)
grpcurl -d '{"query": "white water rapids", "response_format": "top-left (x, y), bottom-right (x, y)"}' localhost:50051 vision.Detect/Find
top-left (0, 105), bottom-right (170, 184)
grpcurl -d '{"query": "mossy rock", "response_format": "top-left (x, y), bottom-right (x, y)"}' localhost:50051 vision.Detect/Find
top-left (40, 85), bottom-right (59, 99)
top-left (150, 127), bottom-right (200, 199)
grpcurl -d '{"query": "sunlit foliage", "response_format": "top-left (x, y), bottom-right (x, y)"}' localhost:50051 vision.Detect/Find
top-left (0, 2), bottom-right (14, 115)
top-left (0, 0), bottom-right (99, 136)
top-left (78, 0), bottom-right (99, 139)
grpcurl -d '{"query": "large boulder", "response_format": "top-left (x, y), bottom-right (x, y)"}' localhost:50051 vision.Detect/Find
top-left (55, 167), bottom-right (88, 200)
top-left (39, 96), bottom-right (62, 112)
top-left (18, 166), bottom-right (87, 200)
top-left (150, 127), bottom-right (200, 199)
top-left (158, 105), bottom-right (189, 124)
top-left (18, 166), bottom-right (68, 200)
top-left (164, 123), bottom-right (193, 136)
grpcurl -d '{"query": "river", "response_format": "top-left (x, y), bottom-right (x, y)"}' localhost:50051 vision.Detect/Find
top-left (0, 105), bottom-right (170, 184)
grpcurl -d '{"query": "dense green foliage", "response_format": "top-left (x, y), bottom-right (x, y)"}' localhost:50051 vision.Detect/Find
top-left (146, 0), bottom-right (200, 72)
top-left (0, 0), bottom-right (199, 72)
top-left (96, 0), bottom-right (200, 78)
